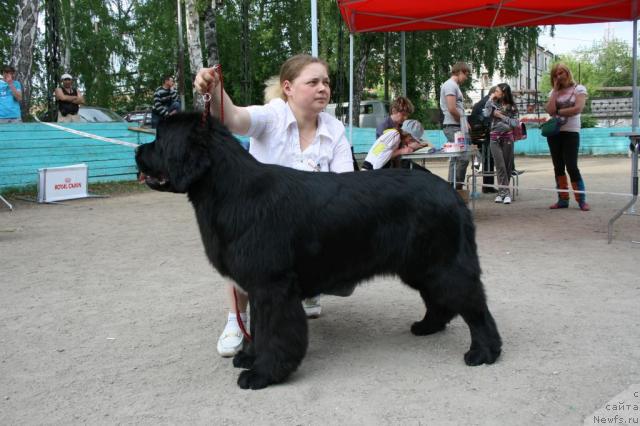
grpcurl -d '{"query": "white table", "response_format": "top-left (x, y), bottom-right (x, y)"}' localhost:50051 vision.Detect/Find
top-left (402, 147), bottom-right (478, 211)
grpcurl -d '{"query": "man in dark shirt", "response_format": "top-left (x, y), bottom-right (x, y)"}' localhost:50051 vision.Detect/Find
top-left (151, 75), bottom-right (180, 128)
top-left (55, 73), bottom-right (85, 123)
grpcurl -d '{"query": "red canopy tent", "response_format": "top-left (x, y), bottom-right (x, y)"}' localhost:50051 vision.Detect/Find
top-left (336, 0), bottom-right (639, 124)
top-left (338, 1), bottom-right (639, 33)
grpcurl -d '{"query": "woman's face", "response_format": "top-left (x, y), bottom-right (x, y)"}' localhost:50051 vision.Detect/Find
top-left (494, 87), bottom-right (504, 99)
top-left (283, 62), bottom-right (331, 114)
top-left (554, 68), bottom-right (568, 86)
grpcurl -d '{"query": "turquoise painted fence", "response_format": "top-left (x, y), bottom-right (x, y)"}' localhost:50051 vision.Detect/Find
top-left (0, 122), bottom-right (155, 190)
top-left (0, 122), bottom-right (633, 191)
top-left (348, 127), bottom-right (635, 156)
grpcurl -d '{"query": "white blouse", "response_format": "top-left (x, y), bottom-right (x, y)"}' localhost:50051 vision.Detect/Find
top-left (246, 98), bottom-right (353, 173)
top-left (550, 84), bottom-right (588, 133)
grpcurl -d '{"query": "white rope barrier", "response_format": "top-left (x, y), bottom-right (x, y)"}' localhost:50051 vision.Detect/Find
top-left (33, 116), bottom-right (140, 149)
top-left (468, 181), bottom-right (633, 198)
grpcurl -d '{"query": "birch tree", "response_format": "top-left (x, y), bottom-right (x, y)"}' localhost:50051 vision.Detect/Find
top-left (185, 0), bottom-right (204, 110)
top-left (10, 0), bottom-right (39, 119)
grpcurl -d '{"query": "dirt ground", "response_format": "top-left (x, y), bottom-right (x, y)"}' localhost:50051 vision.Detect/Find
top-left (1, 156), bottom-right (639, 425)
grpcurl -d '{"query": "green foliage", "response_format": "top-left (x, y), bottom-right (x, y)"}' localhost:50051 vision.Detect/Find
top-left (581, 114), bottom-right (597, 128)
top-left (0, 0), bottom-right (18, 65)
top-left (16, 1), bottom-right (540, 119)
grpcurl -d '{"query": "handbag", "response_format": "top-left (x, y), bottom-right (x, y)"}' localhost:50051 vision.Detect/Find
top-left (540, 117), bottom-right (562, 137)
top-left (513, 122), bottom-right (527, 141)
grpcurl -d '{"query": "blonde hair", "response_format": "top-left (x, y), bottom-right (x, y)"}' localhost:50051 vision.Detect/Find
top-left (550, 63), bottom-right (576, 88)
top-left (263, 54), bottom-right (330, 103)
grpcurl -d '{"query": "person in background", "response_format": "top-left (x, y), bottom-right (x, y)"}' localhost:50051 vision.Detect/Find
top-left (439, 61), bottom-right (471, 189)
top-left (362, 119), bottom-right (432, 170)
top-left (483, 83), bottom-right (519, 204)
top-left (375, 96), bottom-right (414, 138)
top-left (55, 73), bottom-right (85, 123)
top-left (0, 65), bottom-right (23, 123)
top-left (469, 87), bottom-right (496, 193)
top-left (544, 63), bottom-right (589, 211)
top-left (151, 75), bottom-right (180, 129)
top-left (194, 54), bottom-right (354, 358)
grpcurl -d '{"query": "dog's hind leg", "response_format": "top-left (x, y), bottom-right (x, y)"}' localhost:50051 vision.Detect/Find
top-left (236, 283), bottom-right (308, 390)
top-left (459, 303), bottom-right (502, 366)
top-left (409, 288), bottom-right (457, 336)
top-left (403, 270), bottom-right (501, 366)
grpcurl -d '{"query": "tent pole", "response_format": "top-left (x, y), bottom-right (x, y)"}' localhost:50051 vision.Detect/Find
top-left (633, 19), bottom-right (638, 131)
top-left (349, 33), bottom-right (354, 144)
top-left (401, 32), bottom-right (406, 96)
top-left (311, 0), bottom-right (318, 57)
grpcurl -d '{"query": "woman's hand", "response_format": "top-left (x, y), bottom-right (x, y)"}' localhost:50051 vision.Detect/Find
top-left (407, 140), bottom-right (428, 151)
top-left (194, 67), bottom-right (220, 95)
top-left (494, 110), bottom-right (506, 119)
top-left (390, 145), bottom-right (414, 158)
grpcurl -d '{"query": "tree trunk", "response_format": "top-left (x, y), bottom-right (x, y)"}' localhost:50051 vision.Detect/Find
top-left (185, 0), bottom-right (204, 110)
top-left (203, 3), bottom-right (219, 67)
top-left (352, 35), bottom-right (372, 127)
top-left (61, 0), bottom-right (73, 71)
top-left (240, 0), bottom-right (250, 105)
top-left (44, 0), bottom-right (62, 121)
top-left (10, 0), bottom-right (39, 120)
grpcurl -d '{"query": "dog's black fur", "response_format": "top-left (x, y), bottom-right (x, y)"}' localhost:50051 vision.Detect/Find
top-left (135, 113), bottom-right (502, 390)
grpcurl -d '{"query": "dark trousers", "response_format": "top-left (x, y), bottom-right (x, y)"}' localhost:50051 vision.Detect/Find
top-left (479, 138), bottom-right (496, 192)
top-left (151, 101), bottom-right (181, 129)
top-left (547, 131), bottom-right (582, 182)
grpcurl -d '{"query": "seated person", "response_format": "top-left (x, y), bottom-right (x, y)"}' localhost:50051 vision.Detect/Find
top-left (362, 119), bottom-right (433, 170)
top-left (376, 96), bottom-right (415, 138)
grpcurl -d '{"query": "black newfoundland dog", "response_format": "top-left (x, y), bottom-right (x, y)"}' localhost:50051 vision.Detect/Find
top-left (135, 113), bottom-right (501, 390)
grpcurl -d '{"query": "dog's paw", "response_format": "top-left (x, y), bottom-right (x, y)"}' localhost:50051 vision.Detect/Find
top-left (464, 346), bottom-right (501, 366)
top-left (410, 319), bottom-right (446, 336)
top-left (232, 351), bottom-right (255, 369)
top-left (237, 369), bottom-right (271, 390)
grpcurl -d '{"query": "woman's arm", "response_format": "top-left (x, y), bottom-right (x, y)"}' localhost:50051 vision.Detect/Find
top-left (556, 93), bottom-right (586, 117)
top-left (194, 67), bottom-right (251, 135)
top-left (482, 99), bottom-right (495, 118)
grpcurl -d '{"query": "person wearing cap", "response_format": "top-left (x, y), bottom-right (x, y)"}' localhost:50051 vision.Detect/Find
top-left (55, 73), bottom-right (85, 123)
top-left (0, 65), bottom-right (23, 123)
top-left (362, 119), bottom-right (432, 170)
top-left (375, 96), bottom-right (414, 139)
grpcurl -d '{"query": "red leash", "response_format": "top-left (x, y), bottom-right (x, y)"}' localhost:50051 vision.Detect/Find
top-left (201, 64), bottom-right (224, 126)
top-left (233, 287), bottom-right (252, 342)
top-left (204, 64), bottom-right (250, 341)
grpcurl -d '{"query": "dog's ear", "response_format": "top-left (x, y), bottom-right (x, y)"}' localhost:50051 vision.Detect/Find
top-left (161, 118), bottom-right (212, 193)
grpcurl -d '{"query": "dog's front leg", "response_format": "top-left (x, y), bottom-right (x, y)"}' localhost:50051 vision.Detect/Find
top-left (232, 292), bottom-right (258, 370)
top-left (236, 284), bottom-right (308, 390)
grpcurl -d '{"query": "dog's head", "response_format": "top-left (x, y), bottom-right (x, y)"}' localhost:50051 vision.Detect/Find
top-left (135, 113), bottom-right (213, 193)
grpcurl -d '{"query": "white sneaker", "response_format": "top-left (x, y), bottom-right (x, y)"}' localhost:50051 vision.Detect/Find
top-left (494, 195), bottom-right (503, 203)
top-left (216, 316), bottom-right (246, 357)
top-left (503, 196), bottom-right (512, 204)
top-left (302, 297), bottom-right (322, 318)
